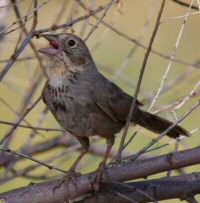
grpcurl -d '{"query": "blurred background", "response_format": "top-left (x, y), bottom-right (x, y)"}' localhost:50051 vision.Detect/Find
top-left (0, 0), bottom-right (200, 202)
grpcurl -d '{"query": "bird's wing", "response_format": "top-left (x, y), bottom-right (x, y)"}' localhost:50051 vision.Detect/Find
top-left (93, 97), bottom-right (118, 122)
top-left (91, 76), bottom-right (142, 122)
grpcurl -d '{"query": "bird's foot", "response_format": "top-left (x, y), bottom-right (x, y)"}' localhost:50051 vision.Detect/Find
top-left (54, 170), bottom-right (82, 192)
top-left (92, 161), bottom-right (106, 192)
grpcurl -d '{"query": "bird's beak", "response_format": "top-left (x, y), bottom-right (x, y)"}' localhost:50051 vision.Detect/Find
top-left (38, 34), bottom-right (60, 56)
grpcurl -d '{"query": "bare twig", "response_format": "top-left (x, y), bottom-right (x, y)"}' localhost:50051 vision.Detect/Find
top-left (33, 0), bottom-right (118, 35)
top-left (0, 146), bottom-right (68, 174)
top-left (171, 0), bottom-right (199, 10)
top-left (149, 0), bottom-right (195, 111)
top-left (0, 32), bottom-right (33, 81)
top-left (0, 119), bottom-right (64, 132)
top-left (84, 0), bottom-right (116, 41)
top-left (0, 96), bottom-right (42, 144)
top-left (127, 100), bottom-right (200, 162)
top-left (117, 0), bottom-right (166, 161)
top-left (1, 146), bottom-right (200, 202)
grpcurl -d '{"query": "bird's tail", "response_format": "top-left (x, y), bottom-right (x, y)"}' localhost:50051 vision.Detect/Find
top-left (133, 109), bottom-right (190, 138)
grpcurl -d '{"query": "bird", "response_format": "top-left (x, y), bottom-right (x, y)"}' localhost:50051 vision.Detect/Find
top-left (39, 33), bottom-right (189, 190)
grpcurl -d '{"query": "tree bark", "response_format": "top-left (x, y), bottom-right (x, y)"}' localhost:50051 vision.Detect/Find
top-left (0, 146), bottom-right (200, 203)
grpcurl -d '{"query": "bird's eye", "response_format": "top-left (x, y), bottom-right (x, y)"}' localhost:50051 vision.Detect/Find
top-left (67, 39), bottom-right (76, 47)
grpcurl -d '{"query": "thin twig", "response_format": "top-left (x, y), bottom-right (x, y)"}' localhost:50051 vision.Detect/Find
top-left (33, 0), bottom-right (118, 35)
top-left (0, 32), bottom-right (33, 81)
top-left (116, 0), bottom-right (166, 161)
top-left (75, 0), bottom-right (200, 69)
top-left (0, 146), bottom-right (68, 174)
top-left (112, 0), bottom-right (157, 80)
top-left (0, 96), bottom-right (42, 144)
top-left (84, 0), bottom-right (116, 41)
top-left (149, 0), bottom-right (195, 111)
top-left (171, 0), bottom-right (199, 10)
top-left (126, 100), bottom-right (200, 162)
top-left (0, 119), bottom-right (64, 132)
top-left (166, 137), bottom-right (180, 177)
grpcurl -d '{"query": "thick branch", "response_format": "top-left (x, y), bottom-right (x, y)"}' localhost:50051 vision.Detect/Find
top-left (0, 146), bottom-right (200, 202)
top-left (0, 135), bottom-right (149, 167)
top-left (80, 173), bottom-right (200, 203)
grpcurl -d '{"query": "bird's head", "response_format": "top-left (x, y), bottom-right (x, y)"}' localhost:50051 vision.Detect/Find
top-left (39, 33), bottom-right (94, 68)
top-left (39, 33), bottom-right (96, 86)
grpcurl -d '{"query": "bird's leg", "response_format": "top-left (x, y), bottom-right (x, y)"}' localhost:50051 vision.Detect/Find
top-left (55, 136), bottom-right (89, 190)
top-left (68, 136), bottom-right (89, 174)
top-left (93, 135), bottom-right (115, 192)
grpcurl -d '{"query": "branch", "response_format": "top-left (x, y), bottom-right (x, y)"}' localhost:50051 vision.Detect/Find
top-left (33, 0), bottom-right (118, 35)
top-left (0, 0), bottom-right (39, 81)
top-left (117, 0), bottom-right (166, 160)
top-left (1, 146), bottom-right (200, 202)
top-left (0, 135), bottom-right (150, 167)
top-left (171, 0), bottom-right (199, 10)
top-left (78, 1), bottom-right (200, 69)
top-left (80, 173), bottom-right (200, 203)
top-left (0, 96), bottom-right (42, 144)
top-left (0, 32), bottom-right (33, 81)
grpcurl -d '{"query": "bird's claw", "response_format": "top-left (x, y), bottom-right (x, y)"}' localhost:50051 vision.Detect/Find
top-left (92, 161), bottom-right (106, 192)
top-left (53, 170), bottom-right (82, 192)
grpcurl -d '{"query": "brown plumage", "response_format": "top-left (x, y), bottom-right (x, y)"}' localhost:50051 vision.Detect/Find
top-left (39, 33), bottom-right (189, 190)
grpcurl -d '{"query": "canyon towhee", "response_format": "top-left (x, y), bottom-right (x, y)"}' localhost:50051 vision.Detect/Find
top-left (39, 33), bottom-right (189, 189)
